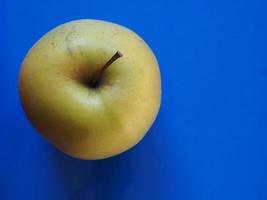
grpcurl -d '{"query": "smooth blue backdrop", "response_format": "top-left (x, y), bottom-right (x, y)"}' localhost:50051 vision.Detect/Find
top-left (1, 0), bottom-right (267, 199)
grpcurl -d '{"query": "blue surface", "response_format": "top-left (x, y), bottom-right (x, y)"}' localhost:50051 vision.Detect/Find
top-left (1, 0), bottom-right (267, 199)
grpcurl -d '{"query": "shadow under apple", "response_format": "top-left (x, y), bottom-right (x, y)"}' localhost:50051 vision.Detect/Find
top-left (51, 144), bottom-right (136, 200)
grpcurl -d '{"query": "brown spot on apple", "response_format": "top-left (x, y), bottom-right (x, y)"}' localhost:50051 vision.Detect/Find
top-left (111, 31), bottom-right (119, 38)
top-left (50, 41), bottom-right (56, 47)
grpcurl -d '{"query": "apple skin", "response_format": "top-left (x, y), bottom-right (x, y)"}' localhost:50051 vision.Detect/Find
top-left (19, 19), bottom-right (161, 160)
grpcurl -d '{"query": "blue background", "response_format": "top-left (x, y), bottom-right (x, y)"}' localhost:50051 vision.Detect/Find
top-left (1, 0), bottom-right (267, 199)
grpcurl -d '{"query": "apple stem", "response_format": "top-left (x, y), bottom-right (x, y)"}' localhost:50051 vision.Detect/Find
top-left (90, 51), bottom-right (123, 87)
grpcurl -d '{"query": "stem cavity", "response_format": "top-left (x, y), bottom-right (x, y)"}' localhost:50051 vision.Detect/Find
top-left (90, 51), bottom-right (123, 88)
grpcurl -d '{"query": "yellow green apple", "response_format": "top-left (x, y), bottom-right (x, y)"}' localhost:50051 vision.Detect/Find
top-left (19, 19), bottom-right (161, 160)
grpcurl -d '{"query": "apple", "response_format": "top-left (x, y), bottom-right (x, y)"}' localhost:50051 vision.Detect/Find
top-left (19, 19), bottom-right (161, 160)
